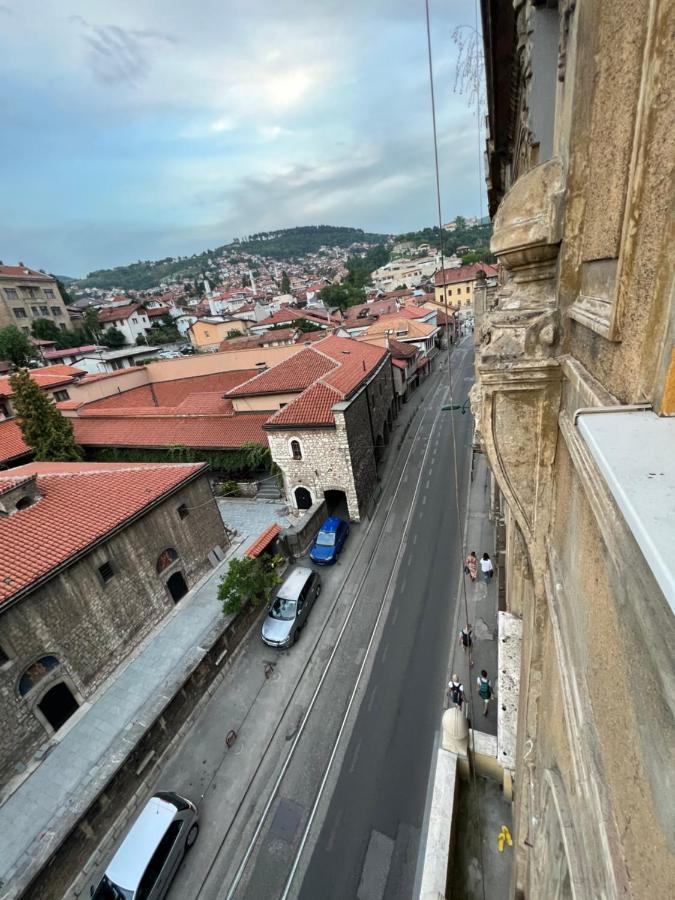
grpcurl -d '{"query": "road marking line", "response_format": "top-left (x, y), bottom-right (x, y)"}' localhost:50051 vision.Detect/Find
top-left (392, 606), bottom-right (399, 626)
top-left (348, 739), bottom-right (362, 775)
top-left (425, 478), bottom-right (431, 489)
top-left (413, 534), bottom-right (418, 545)
top-left (367, 685), bottom-right (379, 712)
top-left (381, 643), bottom-right (389, 663)
top-left (422, 495), bottom-right (427, 505)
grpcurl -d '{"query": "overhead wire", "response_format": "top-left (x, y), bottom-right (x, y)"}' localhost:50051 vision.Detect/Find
top-left (424, 2), bottom-right (487, 899)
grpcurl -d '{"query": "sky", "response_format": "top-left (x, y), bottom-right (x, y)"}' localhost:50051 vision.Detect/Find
top-left (0, 0), bottom-right (485, 276)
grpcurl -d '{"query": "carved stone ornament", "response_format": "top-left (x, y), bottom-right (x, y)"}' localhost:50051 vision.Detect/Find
top-left (475, 158), bottom-right (564, 546)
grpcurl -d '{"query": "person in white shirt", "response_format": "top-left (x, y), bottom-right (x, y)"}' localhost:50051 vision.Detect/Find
top-left (480, 552), bottom-right (494, 583)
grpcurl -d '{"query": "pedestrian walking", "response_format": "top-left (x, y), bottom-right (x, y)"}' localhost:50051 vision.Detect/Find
top-left (477, 669), bottom-right (493, 716)
top-left (480, 552), bottom-right (494, 583)
top-left (448, 674), bottom-right (465, 710)
top-left (464, 551), bottom-right (478, 582)
top-left (459, 623), bottom-right (473, 663)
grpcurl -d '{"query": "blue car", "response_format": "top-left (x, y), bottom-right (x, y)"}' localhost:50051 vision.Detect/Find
top-left (309, 516), bottom-right (350, 565)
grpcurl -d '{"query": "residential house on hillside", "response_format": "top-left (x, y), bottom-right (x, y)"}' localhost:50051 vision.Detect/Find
top-left (357, 315), bottom-right (440, 367)
top-left (188, 318), bottom-right (249, 352)
top-left (98, 303), bottom-right (151, 345)
top-left (0, 461), bottom-right (225, 787)
top-left (226, 337), bottom-right (395, 519)
top-left (0, 264), bottom-right (70, 332)
top-left (434, 263), bottom-right (498, 311)
top-left (0, 365), bottom-right (85, 419)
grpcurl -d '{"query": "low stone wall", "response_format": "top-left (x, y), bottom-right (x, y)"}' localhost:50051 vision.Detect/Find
top-left (20, 601), bottom-right (267, 900)
top-left (236, 481), bottom-right (258, 498)
top-left (281, 499), bottom-right (327, 559)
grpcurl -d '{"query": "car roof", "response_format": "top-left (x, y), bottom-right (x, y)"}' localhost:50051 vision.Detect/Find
top-left (319, 516), bottom-right (343, 533)
top-left (277, 566), bottom-right (314, 599)
top-left (106, 795), bottom-right (177, 891)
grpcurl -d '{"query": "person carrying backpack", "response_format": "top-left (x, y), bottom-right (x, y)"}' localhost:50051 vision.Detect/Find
top-left (459, 623), bottom-right (473, 664)
top-left (448, 674), bottom-right (465, 710)
top-left (476, 669), bottom-right (493, 715)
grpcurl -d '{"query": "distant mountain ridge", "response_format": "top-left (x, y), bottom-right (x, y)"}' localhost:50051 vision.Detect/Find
top-left (72, 225), bottom-right (389, 291)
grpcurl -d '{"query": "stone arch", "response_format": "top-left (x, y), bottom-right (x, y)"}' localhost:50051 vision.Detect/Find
top-left (17, 655), bottom-right (61, 698)
top-left (156, 547), bottom-right (180, 574)
top-left (289, 438), bottom-right (304, 460)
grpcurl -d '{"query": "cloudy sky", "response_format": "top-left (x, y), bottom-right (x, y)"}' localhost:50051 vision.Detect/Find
top-left (0, 0), bottom-right (485, 276)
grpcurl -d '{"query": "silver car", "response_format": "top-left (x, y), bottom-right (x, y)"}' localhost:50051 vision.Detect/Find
top-left (261, 566), bottom-right (321, 648)
top-left (92, 792), bottom-right (198, 899)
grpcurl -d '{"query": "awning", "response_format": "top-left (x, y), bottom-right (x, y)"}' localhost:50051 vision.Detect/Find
top-left (245, 523), bottom-right (282, 558)
top-left (577, 410), bottom-right (675, 611)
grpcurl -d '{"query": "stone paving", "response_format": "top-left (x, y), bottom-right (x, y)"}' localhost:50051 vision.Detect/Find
top-left (0, 494), bottom-right (290, 898)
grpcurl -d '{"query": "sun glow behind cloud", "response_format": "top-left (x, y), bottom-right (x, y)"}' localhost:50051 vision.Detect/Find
top-left (0, 0), bottom-right (484, 274)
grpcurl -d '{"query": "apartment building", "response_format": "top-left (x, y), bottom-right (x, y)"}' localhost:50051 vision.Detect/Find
top-left (433, 262), bottom-right (498, 310)
top-left (0, 264), bottom-right (70, 332)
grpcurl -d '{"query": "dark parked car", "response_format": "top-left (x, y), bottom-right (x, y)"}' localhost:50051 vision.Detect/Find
top-left (309, 516), bottom-right (350, 565)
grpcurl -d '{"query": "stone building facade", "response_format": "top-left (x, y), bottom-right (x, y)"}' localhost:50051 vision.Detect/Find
top-left (474, 1), bottom-right (675, 897)
top-left (0, 463), bottom-right (225, 789)
top-left (0, 264), bottom-right (70, 333)
top-left (266, 352), bottom-right (395, 520)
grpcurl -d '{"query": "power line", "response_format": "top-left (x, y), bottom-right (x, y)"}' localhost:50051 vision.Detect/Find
top-left (424, 3), bottom-right (487, 899)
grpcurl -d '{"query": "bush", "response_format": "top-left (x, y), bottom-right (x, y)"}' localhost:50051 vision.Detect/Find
top-left (217, 480), bottom-right (239, 497)
top-left (218, 555), bottom-right (284, 615)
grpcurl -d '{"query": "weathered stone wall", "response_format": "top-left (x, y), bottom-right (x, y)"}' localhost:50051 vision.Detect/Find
top-left (0, 474), bottom-right (225, 787)
top-left (267, 357), bottom-right (395, 520)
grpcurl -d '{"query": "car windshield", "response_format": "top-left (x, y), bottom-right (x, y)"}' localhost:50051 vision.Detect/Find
top-left (316, 531), bottom-right (336, 547)
top-left (92, 876), bottom-right (133, 900)
top-left (270, 596), bottom-right (297, 620)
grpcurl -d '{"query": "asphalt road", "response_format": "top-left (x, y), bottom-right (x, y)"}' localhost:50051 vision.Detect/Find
top-left (295, 342), bottom-right (474, 899)
top-left (147, 338), bottom-right (475, 900)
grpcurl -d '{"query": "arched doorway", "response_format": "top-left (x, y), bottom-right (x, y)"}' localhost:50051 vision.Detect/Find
top-left (294, 486), bottom-right (312, 510)
top-left (324, 489), bottom-right (348, 518)
top-left (166, 571), bottom-right (188, 603)
top-left (38, 682), bottom-right (79, 732)
top-left (374, 434), bottom-right (385, 464)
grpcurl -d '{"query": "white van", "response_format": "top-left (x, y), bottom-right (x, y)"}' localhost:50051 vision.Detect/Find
top-left (92, 792), bottom-right (198, 899)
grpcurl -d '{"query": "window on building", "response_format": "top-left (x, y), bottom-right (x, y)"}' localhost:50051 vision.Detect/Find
top-left (21, 327), bottom-right (30, 334)
top-left (44, 289), bottom-right (55, 299)
top-left (21, 287), bottom-right (39, 298)
top-left (51, 306), bottom-right (62, 316)
top-left (40, 305), bottom-right (49, 316)
top-left (457, 286), bottom-right (462, 294)
top-left (98, 560), bottom-right (115, 583)
top-left (53, 390), bottom-right (70, 402)
top-left (448, 289), bottom-right (453, 296)
top-left (110, 359), bottom-right (124, 370)
top-left (131, 317), bottom-right (138, 324)
top-left (18, 655), bottom-right (60, 696)
top-left (467, 284), bottom-right (471, 292)
top-left (291, 440), bottom-right (302, 460)
top-left (59, 322), bottom-right (67, 330)
top-left (4, 288), bottom-right (18, 300)
top-left (177, 503), bottom-right (189, 519)
top-left (31, 306), bottom-right (40, 316)
top-left (157, 548), bottom-right (179, 574)
top-left (13, 308), bottom-right (27, 318)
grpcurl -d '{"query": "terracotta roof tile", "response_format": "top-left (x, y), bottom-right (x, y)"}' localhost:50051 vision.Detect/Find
top-left (0, 462), bottom-right (206, 604)
top-left (73, 413), bottom-right (269, 449)
top-left (434, 263), bottom-right (498, 285)
top-left (227, 349), bottom-right (337, 397)
top-left (0, 265), bottom-right (52, 281)
top-left (0, 418), bottom-right (30, 464)
top-left (82, 371), bottom-right (258, 410)
top-left (265, 382), bottom-right (342, 429)
top-left (0, 366), bottom-right (85, 398)
top-left (98, 303), bottom-right (144, 323)
top-left (245, 523), bottom-right (282, 558)
top-left (315, 336), bottom-right (387, 397)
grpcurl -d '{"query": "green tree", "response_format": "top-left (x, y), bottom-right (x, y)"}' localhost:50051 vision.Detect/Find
top-left (280, 271), bottom-right (291, 293)
top-left (293, 318), bottom-right (323, 333)
top-left (54, 277), bottom-right (73, 305)
top-left (83, 307), bottom-right (102, 342)
top-left (100, 327), bottom-right (126, 348)
top-left (31, 318), bottom-right (62, 343)
top-left (218, 554), bottom-right (284, 615)
top-left (319, 283), bottom-right (364, 311)
top-left (9, 368), bottom-right (84, 461)
top-left (0, 326), bottom-right (37, 367)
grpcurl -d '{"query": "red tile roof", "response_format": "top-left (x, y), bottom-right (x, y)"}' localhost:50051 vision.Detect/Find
top-left (245, 523), bottom-right (282, 558)
top-left (0, 265), bottom-right (53, 282)
top-left (266, 382), bottom-right (343, 428)
top-left (98, 303), bottom-right (144, 323)
top-left (72, 413), bottom-right (269, 450)
top-left (434, 264), bottom-right (498, 285)
top-left (227, 349), bottom-right (338, 397)
top-left (257, 308), bottom-right (301, 326)
top-left (315, 336), bottom-right (387, 397)
top-left (388, 338), bottom-right (418, 359)
top-left (43, 345), bottom-right (99, 360)
top-left (0, 462), bottom-right (207, 605)
top-left (392, 358), bottom-right (408, 370)
top-left (146, 307), bottom-right (170, 318)
top-left (82, 371), bottom-right (258, 411)
top-left (0, 366), bottom-right (85, 398)
top-left (0, 418), bottom-right (30, 465)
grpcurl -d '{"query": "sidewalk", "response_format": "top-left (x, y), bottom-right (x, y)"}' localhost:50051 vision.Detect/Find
top-left (447, 451), bottom-right (499, 733)
top-left (0, 537), bottom-right (252, 898)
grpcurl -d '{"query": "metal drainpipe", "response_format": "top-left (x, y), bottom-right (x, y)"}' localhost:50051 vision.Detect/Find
top-left (573, 403), bottom-right (652, 426)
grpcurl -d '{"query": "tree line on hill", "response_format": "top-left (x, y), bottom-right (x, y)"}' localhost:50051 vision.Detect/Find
top-left (397, 218), bottom-right (494, 262)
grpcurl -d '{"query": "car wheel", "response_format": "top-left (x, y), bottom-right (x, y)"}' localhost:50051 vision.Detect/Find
top-left (185, 823), bottom-right (199, 850)
top-left (293, 629), bottom-right (299, 643)
top-left (316, 584), bottom-right (322, 596)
